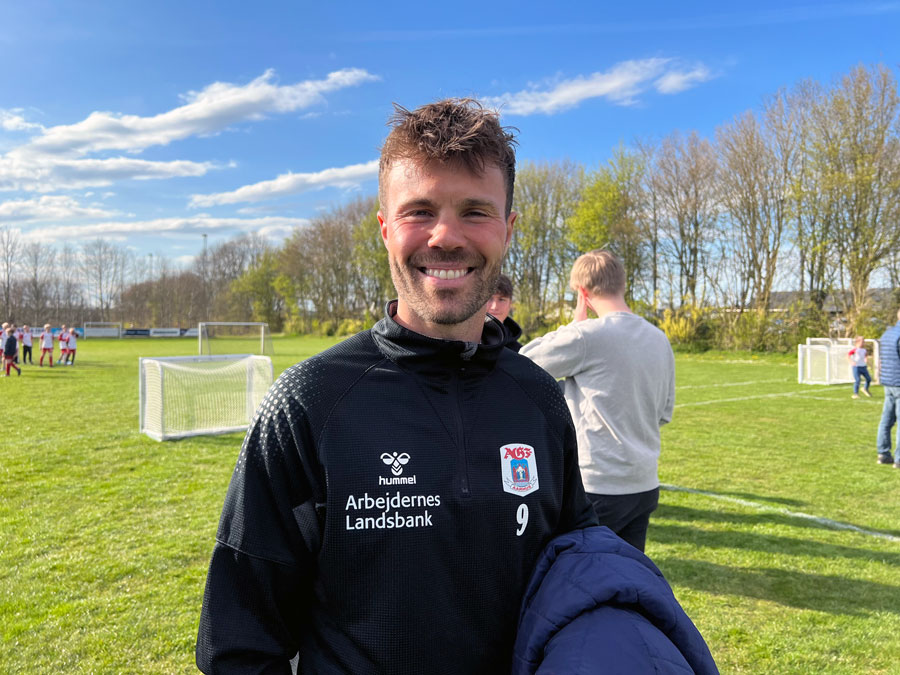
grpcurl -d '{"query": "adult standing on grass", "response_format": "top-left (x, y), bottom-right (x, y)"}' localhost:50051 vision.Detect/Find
top-left (196, 99), bottom-right (599, 674)
top-left (876, 308), bottom-right (900, 468)
top-left (520, 249), bottom-right (675, 552)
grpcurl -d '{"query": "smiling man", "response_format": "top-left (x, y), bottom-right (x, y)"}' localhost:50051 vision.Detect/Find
top-left (197, 99), bottom-right (596, 675)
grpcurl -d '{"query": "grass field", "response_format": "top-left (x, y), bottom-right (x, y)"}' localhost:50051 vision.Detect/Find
top-left (2, 338), bottom-right (899, 673)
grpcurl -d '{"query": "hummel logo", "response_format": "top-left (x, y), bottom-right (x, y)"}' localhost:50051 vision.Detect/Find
top-left (381, 452), bottom-right (411, 476)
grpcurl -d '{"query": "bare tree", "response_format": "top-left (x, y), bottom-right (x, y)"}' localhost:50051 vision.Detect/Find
top-left (0, 226), bottom-right (21, 320)
top-left (507, 160), bottom-right (584, 333)
top-left (650, 131), bottom-right (719, 308)
top-left (81, 238), bottom-right (128, 321)
top-left (21, 241), bottom-right (55, 322)
top-left (717, 88), bottom-right (799, 314)
top-left (282, 200), bottom-right (366, 330)
top-left (810, 64), bottom-right (900, 331)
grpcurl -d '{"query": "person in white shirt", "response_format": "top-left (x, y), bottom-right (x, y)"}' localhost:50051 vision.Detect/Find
top-left (58, 324), bottom-right (69, 364)
top-left (520, 249), bottom-right (675, 551)
top-left (65, 327), bottom-right (78, 365)
top-left (848, 335), bottom-right (872, 399)
top-left (21, 325), bottom-right (33, 364)
top-left (0, 322), bottom-right (8, 359)
top-left (39, 324), bottom-right (55, 367)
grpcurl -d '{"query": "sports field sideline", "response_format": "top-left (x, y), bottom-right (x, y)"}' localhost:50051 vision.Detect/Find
top-left (2, 337), bottom-right (898, 673)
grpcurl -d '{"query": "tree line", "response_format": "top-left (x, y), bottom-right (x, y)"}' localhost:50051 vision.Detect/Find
top-left (2, 63), bottom-right (899, 350)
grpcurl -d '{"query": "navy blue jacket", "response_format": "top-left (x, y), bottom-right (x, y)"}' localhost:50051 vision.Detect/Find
top-left (513, 527), bottom-right (718, 675)
top-left (879, 321), bottom-right (900, 386)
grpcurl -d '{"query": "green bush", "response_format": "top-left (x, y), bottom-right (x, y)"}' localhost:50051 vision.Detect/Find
top-left (660, 304), bottom-right (713, 352)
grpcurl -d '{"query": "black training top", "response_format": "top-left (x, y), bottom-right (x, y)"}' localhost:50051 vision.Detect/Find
top-left (197, 302), bottom-right (596, 674)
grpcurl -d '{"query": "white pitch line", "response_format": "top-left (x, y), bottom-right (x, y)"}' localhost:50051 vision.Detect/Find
top-left (661, 484), bottom-right (900, 542)
top-left (674, 390), bottom-right (805, 408)
top-left (676, 378), bottom-right (790, 390)
top-left (793, 394), bottom-right (861, 403)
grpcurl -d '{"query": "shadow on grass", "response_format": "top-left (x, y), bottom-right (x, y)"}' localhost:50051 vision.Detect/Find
top-left (655, 554), bottom-right (900, 616)
top-left (653, 522), bottom-right (900, 567)
top-left (656, 503), bottom-right (900, 539)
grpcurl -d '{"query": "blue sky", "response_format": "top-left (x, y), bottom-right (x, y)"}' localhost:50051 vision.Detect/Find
top-left (1, 1), bottom-right (899, 265)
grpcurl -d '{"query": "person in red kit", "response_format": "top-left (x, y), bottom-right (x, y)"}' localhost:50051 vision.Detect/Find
top-left (3, 326), bottom-right (21, 376)
top-left (39, 324), bottom-right (54, 367)
top-left (58, 324), bottom-right (69, 365)
top-left (65, 327), bottom-right (78, 365)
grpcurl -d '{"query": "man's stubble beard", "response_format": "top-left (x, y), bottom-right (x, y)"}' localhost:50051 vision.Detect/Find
top-left (389, 253), bottom-right (505, 327)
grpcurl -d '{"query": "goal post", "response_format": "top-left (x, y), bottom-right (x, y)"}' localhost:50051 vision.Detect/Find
top-left (84, 321), bottom-right (123, 338)
top-left (198, 322), bottom-right (273, 356)
top-left (139, 354), bottom-right (274, 441)
top-left (798, 339), bottom-right (880, 385)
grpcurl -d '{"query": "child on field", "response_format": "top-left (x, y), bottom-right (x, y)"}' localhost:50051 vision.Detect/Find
top-left (58, 324), bottom-right (69, 365)
top-left (13, 324), bottom-right (23, 364)
top-left (848, 336), bottom-right (872, 399)
top-left (0, 323), bottom-right (8, 362)
top-left (39, 324), bottom-right (54, 367)
top-left (65, 327), bottom-right (78, 365)
top-left (3, 326), bottom-right (21, 376)
top-left (21, 325), bottom-right (33, 364)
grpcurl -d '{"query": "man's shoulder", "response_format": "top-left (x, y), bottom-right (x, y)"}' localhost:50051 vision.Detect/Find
top-left (277, 330), bottom-right (381, 397)
top-left (497, 350), bottom-right (572, 427)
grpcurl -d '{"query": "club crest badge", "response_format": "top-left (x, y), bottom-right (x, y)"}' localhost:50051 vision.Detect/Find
top-left (500, 443), bottom-right (539, 496)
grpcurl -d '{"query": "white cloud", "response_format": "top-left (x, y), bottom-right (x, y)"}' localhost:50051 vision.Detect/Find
top-left (0, 195), bottom-right (120, 222)
top-left (484, 58), bottom-right (714, 115)
top-left (0, 109), bottom-right (44, 132)
top-left (0, 155), bottom-right (215, 192)
top-left (655, 65), bottom-right (714, 94)
top-left (0, 69), bottom-right (378, 194)
top-left (190, 159), bottom-right (379, 207)
top-left (21, 215), bottom-right (309, 242)
top-left (12, 68), bottom-right (379, 159)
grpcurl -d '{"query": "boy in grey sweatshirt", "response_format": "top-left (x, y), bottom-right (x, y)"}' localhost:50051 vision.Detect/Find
top-left (520, 249), bottom-right (674, 551)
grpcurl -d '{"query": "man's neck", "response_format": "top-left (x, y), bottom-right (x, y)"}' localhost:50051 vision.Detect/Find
top-left (588, 295), bottom-right (632, 319)
top-left (393, 301), bottom-right (485, 343)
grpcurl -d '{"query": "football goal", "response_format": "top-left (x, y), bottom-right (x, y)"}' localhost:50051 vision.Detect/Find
top-left (798, 338), bottom-right (880, 385)
top-left (84, 322), bottom-right (122, 338)
top-left (198, 322), bottom-right (273, 356)
top-left (139, 354), bottom-right (274, 441)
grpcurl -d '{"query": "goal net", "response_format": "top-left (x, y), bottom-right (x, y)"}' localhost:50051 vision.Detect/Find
top-left (84, 321), bottom-right (122, 338)
top-left (798, 339), bottom-right (880, 385)
top-left (140, 354), bottom-right (274, 441)
top-left (198, 322), bottom-right (273, 356)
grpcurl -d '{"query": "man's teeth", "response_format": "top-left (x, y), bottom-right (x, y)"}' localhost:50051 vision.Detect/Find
top-left (425, 268), bottom-right (467, 280)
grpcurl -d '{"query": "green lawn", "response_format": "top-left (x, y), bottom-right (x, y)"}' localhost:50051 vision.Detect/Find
top-left (1, 340), bottom-right (898, 673)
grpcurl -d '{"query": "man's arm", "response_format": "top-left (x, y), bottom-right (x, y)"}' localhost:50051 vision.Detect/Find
top-left (197, 394), bottom-right (323, 674)
top-left (557, 420), bottom-right (599, 531)
top-left (519, 323), bottom-right (587, 380)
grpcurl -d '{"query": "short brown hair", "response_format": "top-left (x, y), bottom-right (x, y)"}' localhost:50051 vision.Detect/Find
top-left (379, 98), bottom-right (518, 216)
top-left (569, 249), bottom-right (626, 298)
top-left (495, 274), bottom-right (513, 299)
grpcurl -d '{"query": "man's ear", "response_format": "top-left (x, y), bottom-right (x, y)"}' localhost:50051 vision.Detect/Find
top-left (504, 211), bottom-right (517, 249)
top-left (377, 211), bottom-right (389, 247)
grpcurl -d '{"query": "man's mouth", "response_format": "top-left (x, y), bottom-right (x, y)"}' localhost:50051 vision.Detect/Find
top-left (421, 267), bottom-right (472, 280)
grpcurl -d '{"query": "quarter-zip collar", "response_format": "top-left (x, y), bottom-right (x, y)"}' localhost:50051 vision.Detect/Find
top-left (372, 300), bottom-right (506, 374)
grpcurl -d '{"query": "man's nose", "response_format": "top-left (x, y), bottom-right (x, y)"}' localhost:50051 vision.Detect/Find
top-left (427, 215), bottom-right (466, 249)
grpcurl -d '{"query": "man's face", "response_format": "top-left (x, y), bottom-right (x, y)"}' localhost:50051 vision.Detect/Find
top-left (486, 293), bottom-right (511, 323)
top-left (378, 159), bottom-right (515, 340)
